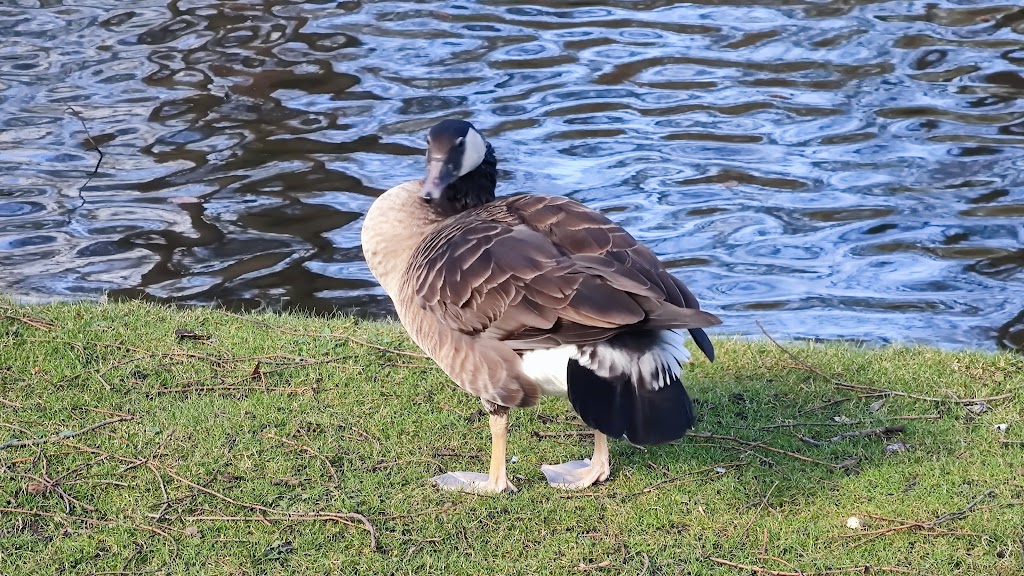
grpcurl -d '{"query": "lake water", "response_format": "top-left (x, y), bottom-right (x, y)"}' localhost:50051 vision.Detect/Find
top-left (1, 0), bottom-right (1022, 352)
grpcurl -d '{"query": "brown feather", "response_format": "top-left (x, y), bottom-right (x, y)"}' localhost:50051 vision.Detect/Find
top-left (408, 193), bottom-right (721, 356)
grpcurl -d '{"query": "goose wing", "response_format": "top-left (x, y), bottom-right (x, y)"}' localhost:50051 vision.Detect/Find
top-left (407, 194), bottom-right (719, 358)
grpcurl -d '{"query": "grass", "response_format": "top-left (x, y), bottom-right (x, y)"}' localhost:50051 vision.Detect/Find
top-left (1, 301), bottom-right (1023, 576)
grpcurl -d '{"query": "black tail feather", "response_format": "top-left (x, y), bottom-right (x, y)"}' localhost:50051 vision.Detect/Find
top-left (689, 328), bottom-right (715, 362)
top-left (566, 359), bottom-right (695, 445)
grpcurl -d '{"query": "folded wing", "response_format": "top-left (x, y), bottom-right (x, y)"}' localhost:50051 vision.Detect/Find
top-left (407, 194), bottom-right (720, 356)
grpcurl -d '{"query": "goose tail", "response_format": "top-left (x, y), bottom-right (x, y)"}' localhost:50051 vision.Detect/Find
top-left (565, 330), bottom-right (696, 445)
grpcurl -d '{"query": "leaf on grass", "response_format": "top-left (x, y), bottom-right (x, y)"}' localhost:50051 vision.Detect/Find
top-left (868, 399), bottom-right (885, 412)
top-left (25, 482), bottom-right (47, 495)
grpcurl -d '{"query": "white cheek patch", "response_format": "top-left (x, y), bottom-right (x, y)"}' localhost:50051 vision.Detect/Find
top-left (458, 128), bottom-right (486, 176)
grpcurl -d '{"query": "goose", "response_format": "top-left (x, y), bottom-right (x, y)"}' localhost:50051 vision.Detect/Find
top-left (360, 119), bottom-right (720, 494)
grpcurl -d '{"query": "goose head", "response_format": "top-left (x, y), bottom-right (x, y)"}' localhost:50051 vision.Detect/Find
top-left (420, 119), bottom-right (498, 214)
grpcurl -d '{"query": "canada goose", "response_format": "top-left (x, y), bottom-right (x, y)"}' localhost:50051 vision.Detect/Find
top-left (361, 119), bottom-right (720, 494)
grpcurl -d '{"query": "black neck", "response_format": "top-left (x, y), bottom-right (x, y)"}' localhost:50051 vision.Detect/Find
top-left (435, 143), bottom-right (497, 216)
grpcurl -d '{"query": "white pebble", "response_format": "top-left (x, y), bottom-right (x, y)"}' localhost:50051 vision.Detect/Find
top-left (846, 516), bottom-right (862, 530)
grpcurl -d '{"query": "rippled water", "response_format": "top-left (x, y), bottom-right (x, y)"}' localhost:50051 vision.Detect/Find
top-left (1, 0), bottom-right (1023, 351)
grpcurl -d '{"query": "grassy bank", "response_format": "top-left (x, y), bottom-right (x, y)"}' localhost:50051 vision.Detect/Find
top-left (1, 302), bottom-right (1022, 575)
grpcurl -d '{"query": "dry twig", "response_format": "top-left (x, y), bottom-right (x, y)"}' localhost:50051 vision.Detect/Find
top-left (638, 552), bottom-right (650, 576)
top-left (742, 481), bottom-right (779, 535)
top-left (153, 462), bottom-right (376, 550)
top-left (709, 557), bottom-right (919, 575)
top-left (0, 506), bottom-right (108, 525)
top-left (631, 461), bottom-right (748, 496)
top-left (757, 322), bottom-right (1014, 407)
top-left (1, 415), bottom-right (136, 450)
top-left (688, 432), bottom-right (849, 469)
top-left (264, 432), bottom-right (339, 483)
top-left (156, 383), bottom-right (312, 394)
top-left (65, 106), bottom-right (103, 174)
top-left (0, 310), bottom-right (57, 330)
top-left (798, 425), bottom-right (904, 447)
top-left (752, 415), bottom-right (938, 429)
top-left (842, 489), bottom-right (996, 540)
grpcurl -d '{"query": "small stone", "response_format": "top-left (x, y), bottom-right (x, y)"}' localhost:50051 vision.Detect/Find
top-left (965, 401), bottom-right (988, 414)
top-left (846, 516), bottom-right (862, 530)
top-left (183, 526), bottom-right (200, 538)
top-left (995, 423), bottom-right (1009, 433)
top-left (885, 442), bottom-right (908, 453)
top-left (714, 467), bottom-right (727, 474)
top-left (509, 455), bottom-right (518, 464)
top-left (868, 399), bottom-right (885, 413)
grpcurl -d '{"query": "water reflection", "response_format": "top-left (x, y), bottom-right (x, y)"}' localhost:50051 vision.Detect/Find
top-left (0, 0), bottom-right (1022, 351)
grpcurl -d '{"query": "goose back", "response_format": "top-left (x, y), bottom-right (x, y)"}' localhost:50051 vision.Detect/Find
top-left (407, 193), bottom-right (720, 354)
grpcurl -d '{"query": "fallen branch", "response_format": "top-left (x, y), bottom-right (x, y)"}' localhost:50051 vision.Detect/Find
top-left (688, 432), bottom-right (850, 469)
top-left (798, 425), bottom-right (905, 447)
top-left (930, 489), bottom-right (995, 526)
top-left (843, 490), bottom-right (996, 540)
top-left (0, 506), bottom-right (108, 525)
top-left (1, 415), bottom-right (136, 450)
top-left (753, 415), bottom-right (938, 429)
top-left (148, 463), bottom-right (172, 521)
top-left (0, 310), bottom-right (57, 330)
top-left (631, 461), bottom-right (747, 496)
top-left (64, 106), bottom-right (103, 213)
top-left (757, 322), bottom-right (1014, 407)
top-left (65, 106), bottom-right (103, 175)
top-left (709, 557), bottom-right (918, 575)
top-left (264, 432), bottom-right (339, 483)
top-left (132, 523), bottom-right (179, 573)
top-left (741, 481), bottom-right (779, 535)
top-left (153, 462), bottom-right (376, 550)
top-left (155, 384), bottom-right (313, 394)
top-left (0, 397), bottom-right (23, 408)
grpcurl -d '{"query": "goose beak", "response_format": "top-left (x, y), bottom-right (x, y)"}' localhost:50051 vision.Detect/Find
top-left (422, 160), bottom-right (454, 203)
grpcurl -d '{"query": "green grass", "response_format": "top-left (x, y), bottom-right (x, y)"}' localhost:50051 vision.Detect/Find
top-left (1, 301), bottom-right (1022, 576)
